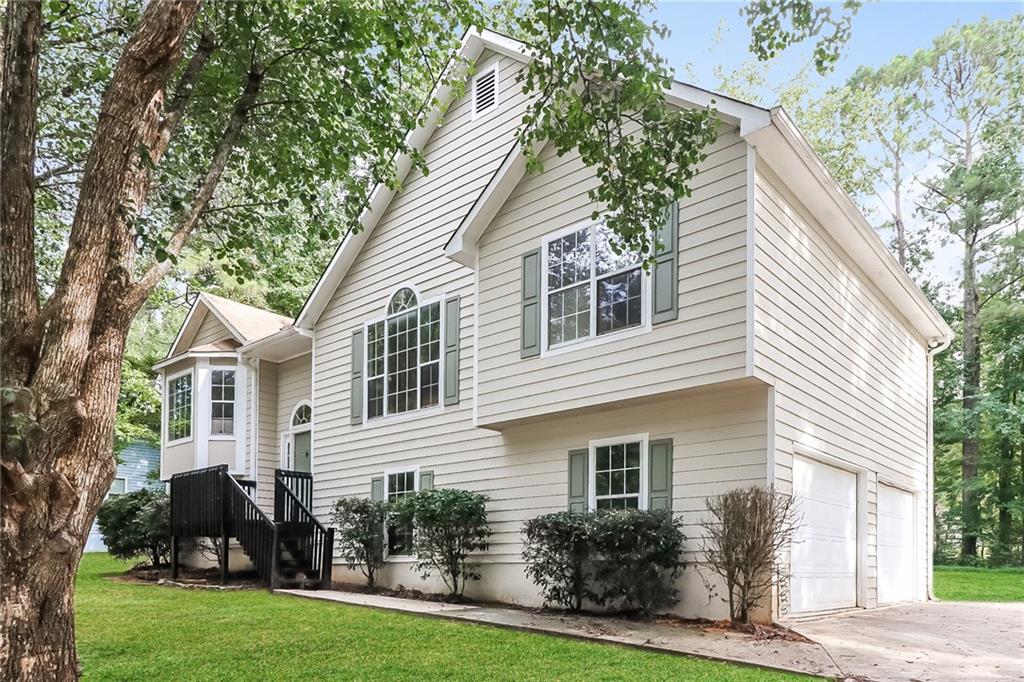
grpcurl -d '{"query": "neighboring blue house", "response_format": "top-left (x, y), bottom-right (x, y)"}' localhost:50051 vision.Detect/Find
top-left (84, 441), bottom-right (162, 552)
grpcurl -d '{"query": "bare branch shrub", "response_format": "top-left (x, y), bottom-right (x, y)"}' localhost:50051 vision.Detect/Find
top-left (697, 486), bottom-right (799, 624)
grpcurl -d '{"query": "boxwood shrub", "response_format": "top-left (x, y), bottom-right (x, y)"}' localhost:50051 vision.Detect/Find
top-left (522, 509), bottom-right (685, 615)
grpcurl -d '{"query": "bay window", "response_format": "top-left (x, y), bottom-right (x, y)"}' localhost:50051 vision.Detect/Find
top-left (167, 371), bottom-right (193, 442)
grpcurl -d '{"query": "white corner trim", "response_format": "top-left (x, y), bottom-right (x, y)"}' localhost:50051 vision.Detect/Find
top-left (234, 362), bottom-right (248, 476)
top-left (766, 384), bottom-right (776, 487)
top-left (195, 358), bottom-right (210, 469)
top-left (745, 143), bottom-right (757, 377)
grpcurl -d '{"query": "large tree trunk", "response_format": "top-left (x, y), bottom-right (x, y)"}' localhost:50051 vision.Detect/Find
top-left (960, 241), bottom-right (981, 559)
top-left (0, 2), bottom-right (201, 679)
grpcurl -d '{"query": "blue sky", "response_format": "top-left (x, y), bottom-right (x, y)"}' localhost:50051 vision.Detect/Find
top-left (651, 1), bottom-right (1021, 101)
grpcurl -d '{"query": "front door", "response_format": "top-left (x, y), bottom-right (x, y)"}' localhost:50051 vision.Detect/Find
top-left (292, 430), bottom-right (312, 473)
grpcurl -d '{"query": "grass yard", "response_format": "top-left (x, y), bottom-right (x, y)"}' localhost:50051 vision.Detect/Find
top-left (932, 565), bottom-right (1024, 602)
top-left (75, 554), bottom-right (815, 681)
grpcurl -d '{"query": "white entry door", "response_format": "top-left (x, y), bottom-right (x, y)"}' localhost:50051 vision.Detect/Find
top-left (877, 484), bottom-right (915, 603)
top-left (790, 455), bottom-right (858, 613)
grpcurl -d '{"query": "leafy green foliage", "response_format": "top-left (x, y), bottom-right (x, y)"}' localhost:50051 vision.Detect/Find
top-left (589, 509), bottom-right (686, 615)
top-left (330, 496), bottom-right (388, 586)
top-left (522, 511), bottom-right (593, 610)
top-left (96, 489), bottom-right (170, 567)
top-left (509, 0), bottom-right (719, 262)
top-left (521, 509), bottom-right (686, 615)
top-left (392, 488), bottom-right (490, 597)
top-left (743, 0), bottom-right (862, 74)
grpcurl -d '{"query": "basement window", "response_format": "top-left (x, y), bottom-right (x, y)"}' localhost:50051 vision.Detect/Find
top-left (472, 63), bottom-right (499, 119)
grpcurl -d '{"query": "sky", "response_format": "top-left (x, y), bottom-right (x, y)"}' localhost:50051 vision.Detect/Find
top-left (646, 1), bottom-right (1022, 295)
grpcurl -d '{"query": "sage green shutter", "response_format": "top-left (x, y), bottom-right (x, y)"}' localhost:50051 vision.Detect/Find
top-left (350, 329), bottom-right (364, 425)
top-left (652, 202), bottom-right (678, 325)
top-left (567, 448), bottom-right (588, 512)
top-left (648, 438), bottom-right (674, 511)
top-left (419, 470), bottom-right (434, 491)
top-left (443, 296), bottom-right (460, 406)
top-left (370, 476), bottom-right (384, 501)
top-left (521, 248), bottom-right (542, 358)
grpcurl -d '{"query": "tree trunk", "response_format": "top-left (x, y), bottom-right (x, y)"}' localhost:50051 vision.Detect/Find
top-left (993, 438), bottom-right (1014, 565)
top-left (0, 3), bottom-right (201, 679)
top-left (961, 241), bottom-right (981, 559)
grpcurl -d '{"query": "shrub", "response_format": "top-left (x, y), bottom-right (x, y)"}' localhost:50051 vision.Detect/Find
top-left (96, 488), bottom-right (170, 567)
top-left (522, 511), bottom-right (594, 611)
top-left (698, 486), bottom-right (799, 624)
top-left (392, 488), bottom-right (490, 598)
top-left (590, 509), bottom-right (686, 614)
top-left (330, 496), bottom-right (388, 586)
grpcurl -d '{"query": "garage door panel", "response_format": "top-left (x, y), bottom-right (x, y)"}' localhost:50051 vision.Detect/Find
top-left (791, 456), bottom-right (858, 614)
top-left (877, 484), bottom-right (915, 603)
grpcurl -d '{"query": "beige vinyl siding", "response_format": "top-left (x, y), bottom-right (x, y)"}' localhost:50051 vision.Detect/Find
top-left (276, 353), bottom-right (312, 437)
top-left (475, 128), bottom-right (750, 427)
top-left (256, 360), bottom-right (279, 512)
top-left (325, 380), bottom-right (767, 617)
top-left (753, 160), bottom-right (929, 610)
top-left (311, 48), bottom-right (530, 519)
top-left (190, 310), bottom-right (233, 347)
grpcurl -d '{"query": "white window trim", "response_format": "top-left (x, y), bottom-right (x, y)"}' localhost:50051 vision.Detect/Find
top-left (164, 367), bottom-right (194, 446)
top-left (588, 433), bottom-right (650, 512)
top-left (471, 61), bottom-right (499, 121)
top-left (108, 476), bottom-right (128, 497)
top-left (539, 220), bottom-right (651, 358)
top-left (362, 285), bottom-right (446, 425)
top-left (209, 368), bottom-right (236, 439)
top-left (383, 464), bottom-right (420, 562)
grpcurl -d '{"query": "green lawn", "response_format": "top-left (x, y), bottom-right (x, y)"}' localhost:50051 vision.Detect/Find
top-left (75, 554), bottom-right (813, 681)
top-left (933, 565), bottom-right (1024, 602)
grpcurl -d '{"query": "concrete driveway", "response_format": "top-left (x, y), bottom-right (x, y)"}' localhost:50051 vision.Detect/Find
top-left (790, 601), bottom-right (1024, 681)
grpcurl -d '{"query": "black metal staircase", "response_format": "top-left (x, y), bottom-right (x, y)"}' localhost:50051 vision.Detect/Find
top-left (169, 465), bottom-right (333, 589)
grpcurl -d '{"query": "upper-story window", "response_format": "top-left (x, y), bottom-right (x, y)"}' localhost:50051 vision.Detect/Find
top-left (366, 288), bottom-right (441, 420)
top-left (167, 371), bottom-right (193, 442)
top-left (210, 369), bottom-right (235, 436)
top-left (543, 223), bottom-right (645, 349)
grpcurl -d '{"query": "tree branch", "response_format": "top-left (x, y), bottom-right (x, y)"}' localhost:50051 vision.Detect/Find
top-left (132, 67), bottom-right (265, 308)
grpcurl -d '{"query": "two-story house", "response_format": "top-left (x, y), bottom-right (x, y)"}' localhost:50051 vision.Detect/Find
top-left (159, 29), bottom-right (952, 620)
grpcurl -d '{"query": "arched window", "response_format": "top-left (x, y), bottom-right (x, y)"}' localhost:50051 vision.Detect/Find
top-left (292, 403), bottom-right (312, 427)
top-left (365, 286), bottom-right (441, 419)
top-left (387, 288), bottom-right (417, 315)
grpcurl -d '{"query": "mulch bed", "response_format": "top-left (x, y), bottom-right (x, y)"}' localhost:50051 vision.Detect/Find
top-left (114, 564), bottom-right (263, 590)
top-left (328, 580), bottom-right (807, 641)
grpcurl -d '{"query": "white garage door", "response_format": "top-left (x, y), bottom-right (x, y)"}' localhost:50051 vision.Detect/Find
top-left (877, 484), bottom-right (915, 603)
top-left (791, 456), bottom-right (858, 613)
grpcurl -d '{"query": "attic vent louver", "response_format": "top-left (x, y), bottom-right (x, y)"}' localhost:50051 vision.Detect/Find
top-left (473, 65), bottom-right (498, 118)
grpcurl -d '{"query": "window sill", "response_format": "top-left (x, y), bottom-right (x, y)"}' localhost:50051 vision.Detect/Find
top-left (385, 555), bottom-right (417, 563)
top-left (165, 437), bottom-right (193, 447)
top-left (362, 405), bottom-right (445, 430)
top-left (208, 435), bottom-right (236, 441)
top-left (541, 323), bottom-right (651, 359)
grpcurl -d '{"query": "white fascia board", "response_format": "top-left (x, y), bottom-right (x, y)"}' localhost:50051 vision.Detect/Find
top-left (166, 296), bottom-right (206, 358)
top-left (746, 108), bottom-right (953, 344)
top-left (152, 350), bottom-right (238, 371)
top-left (665, 82), bottom-right (772, 137)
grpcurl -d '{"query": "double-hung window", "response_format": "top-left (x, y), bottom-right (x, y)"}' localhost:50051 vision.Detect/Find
top-left (591, 435), bottom-right (648, 510)
top-left (385, 470), bottom-right (417, 556)
top-left (210, 369), bottom-right (235, 435)
top-left (366, 288), bottom-right (441, 420)
top-left (167, 372), bottom-right (193, 442)
top-left (544, 222), bottom-right (644, 349)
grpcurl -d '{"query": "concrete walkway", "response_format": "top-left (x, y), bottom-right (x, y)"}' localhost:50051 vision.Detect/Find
top-left (276, 588), bottom-right (841, 678)
top-left (788, 601), bottom-right (1024, 682)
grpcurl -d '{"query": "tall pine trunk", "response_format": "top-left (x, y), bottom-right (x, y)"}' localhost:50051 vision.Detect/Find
top-left (960, 242), bottom-right (981, 559)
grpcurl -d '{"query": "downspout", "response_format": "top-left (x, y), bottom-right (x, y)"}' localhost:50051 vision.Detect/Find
top-left (925, 334), bottom-right (952, 600)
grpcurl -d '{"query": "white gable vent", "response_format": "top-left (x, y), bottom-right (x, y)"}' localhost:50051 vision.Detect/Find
top-left (472, 64), bottom-right (498, 119)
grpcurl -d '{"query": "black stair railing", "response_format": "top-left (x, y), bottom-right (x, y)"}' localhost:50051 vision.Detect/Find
top-left (170, 465), bottom-right (276, 586)
top-left (274, 469), bottom-right (334, 587)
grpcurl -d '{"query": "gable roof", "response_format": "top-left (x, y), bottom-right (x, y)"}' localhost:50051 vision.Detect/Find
top-left (166, 293), bottom-right (292, 358)
top-left (294, 29), bottom-right (951, 345)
